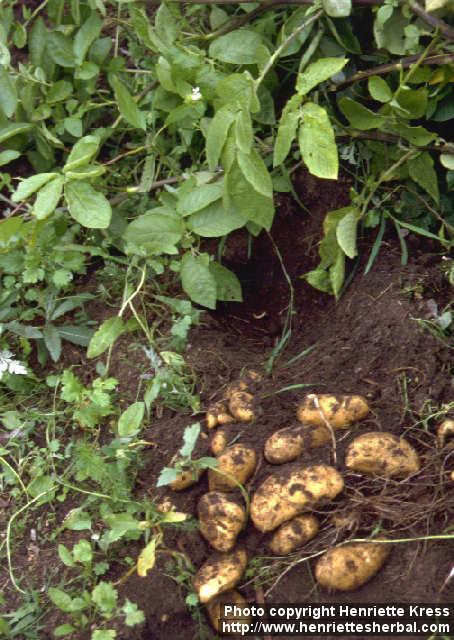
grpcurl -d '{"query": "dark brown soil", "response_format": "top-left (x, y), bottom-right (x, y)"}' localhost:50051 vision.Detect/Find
top-left (3, 171), bottom-right (454, 640)
top-left (125, 170), bottom-right (454, 640)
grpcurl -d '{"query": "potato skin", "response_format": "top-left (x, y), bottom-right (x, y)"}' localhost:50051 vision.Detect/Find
top-left (208, 444), bottom-right (257, 491)
top-left (206, 402), bottom-right (234, 430)
top-left (297, 394), bottom-right (369, 429)
top-left (269, 514), bottom-right (319, 555)
top-left (198, 492), bottom-right (246, 552)
top-left (250, 464), bottom-right (344, 533)
top-left (193, 548), bottom-right (247, 604)
top-left (437, 419), bottom-right (454, 447)
top-left (170, 468), bottom-right (203, 491)
top-left (315, 542), bottom-right (391, 591)
top-left (206, 590), bottom-right (249, 632)
top-left (345, 431), bottom-right (420, 478)
top-left (229, 391), bottom-right (255, 422)
top-left (264, 424), bottom-right (331, 464)
top-left (210, 428), bottom-right (229, 456)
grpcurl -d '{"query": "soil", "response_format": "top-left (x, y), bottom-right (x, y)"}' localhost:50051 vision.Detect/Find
top-left (3, 170), bottom-right (454, 640)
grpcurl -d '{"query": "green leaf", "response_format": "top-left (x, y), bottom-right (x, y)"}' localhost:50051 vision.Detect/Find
top-left (180, 422), bottom-right (201, 457)
top-left (58, 544), bottom-right (75, 567)
top-left (29, 17), bottom-right (47, 67)
top-left (368, 76), bottom-right (392, 103)
top-left (74, 13), bottom-right (102, 65)
top-left (124, 210), bottom-right (183, 254)
top-left (374, 7), bottom-right (407, 55)
top-left (209, 29), bottom-right (264, 65)
top-left (43, 323), bottom-right (62, 362)
top-left (0, 123), bottom-right (32, 144)
top-left (188, 200), bottom-right (246, 237)
top-left (330, 250), bottom-right (345, 298)
top-left (387, 123), bottom-right (436, 146)
top-left (177, 182), bottom-right (224, 216)
top-left (92, 631), bottom-right (117, 640)
top-left (0, 68), bottom-right (17, 118)
top-left (65, 181), bottom-right (112, 229)
top-left (273, 94), bottom-right (301, 167)
top-left (408, 152), bottom-right (439, 203)
top-left (237, 148), bottom-right (273, 198)
top-left (0, 150), bottom-right (20, 167)
top-left (338, 97), bottom-right (385, 130)
top-left (91, 582), bottom-right (118, 615)
top-left (118, 402), bottom-right (145, 438)
top-left (296, 57), bottom-right (348, 96)
top-left (33, 175), bottom-right (64, 220)
top-left (47, 32), bottom-right (76, 67)
top-left (226, 162), bottom-right (274, 230)
top-left (57, 325), bottom-right (93, 347)
top-left (234, 109), bottom-right (253, 155)
top-left (12, 173), bottom-right (58, 202)
top-left (64, 510), bottom-right (92, 531)
top-left (299, 102), bottom-right (338, 179)
top-left (336, 208), bottom-right (359, 258)
top-left (48, 588), bottom-right (73, 613)
top-left (48, 80), bottom-right (73, 103)
top-left (54, 624), bottom-right (77, 637)
top-left (72, 539), bottom-right (93, 563)
top-left (210, 263), bottom-right (242, 302)
top-left (110, 75), bottom-right (146, 131)
top-left (206, 107), bottom-right (235, 170)
top-left (180, 253), bottom-right (217, 309)
top-left (87, 317), bottom-right (124, 358)
top-left (0, 216), bottom-right (22, 248)
top-left (323, 0), bottom-right (352, 17)
top-left (123, 600), bottom-right (146, 627)
top-left (64, 135), bottom-right (100, 172)
top-left (157, 467), bottom-right (179, 487)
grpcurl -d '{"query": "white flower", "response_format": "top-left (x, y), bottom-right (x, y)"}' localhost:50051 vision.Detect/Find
top-left (0, 350), bottom-right (27, 380)
top-left (190, 86), bottom-right (202, 101)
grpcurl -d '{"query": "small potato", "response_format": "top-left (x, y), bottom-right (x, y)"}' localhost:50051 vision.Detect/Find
top-left (315, 541), bottom-right (391, 591)
top-left (229, 391), bottom-right (255, 423)
top-left (269, 514), bottom-right (319, 556)
top-left (437, 419), bottom-right (454, 447)
top-left (210, 428), bottom-right (229, 456)
top-left (198, 492), bottom-right (247, 552)
top-left (345, 431), bottom-right (420, 478)
top-left (251, 464), bottom-right (344, 533)
top-left (297, 394), bottom-right (369, 429)
top-left (193, 548), bottom-right (247, 604)
top-left (208, 444), bottom-right (257, 492)
top-left (206, 590), bottom-right (250, 632)
top-left (206, 402), bottom-right (234, 430)
top-left (264, 424), bottom-right (331, 464)
top-left (170, 468), bottom-right (204, 491)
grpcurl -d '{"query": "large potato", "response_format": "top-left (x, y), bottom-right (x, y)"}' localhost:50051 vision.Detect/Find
top-left (208, 444), bottom-right (257, 491)
top-left (206, 590), bottom-right (250, 632)
top-left (269, 514), bottom-right (319, 555)
top-left (250, 464), bottom-right (344, 533)
top-left (297, 394), bottom-right (369, 429)
top-left (170, 468), bottom-right (204, 491)
top-left (193, 548), bottom-right (247, 603)
top-left (229, 391), bottom-right (255, 422)
top-left (264, 424), bottom-right (331, 464)
top-left (315, 541), bottom-right (391, 591)
top-left (198, 492), bottom-right (246, 552)
top-left (345, 431), bottom-right (420, 478)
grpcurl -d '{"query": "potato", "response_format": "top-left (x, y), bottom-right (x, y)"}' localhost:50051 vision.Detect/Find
top-left (229, 391), bottom-right (255, 423)
top-left (437, 419), bottom-right (454, 447)
top-left (297, 394), bottom-right (369, 429)
top-left (206, 590), bottom-right (250, 632)
top-left (250, 464), bottom-right (344, 533)
top-left (198, 492), bottom-right (247, 552)
top-left (269, 514), bottom-right (319, 555)
top-left (208, 444), bottom-right (257, 492)
top-left (193, 548), bottom-right (247, 603)
top-left (264, 424), bottom-right (331, 464)
top-left (345, 431), bottom-right (420, 478)
top-left (315, 541), bottom-right (391, 591)
top-left (170, 467), bottom-right (204, 491)
top-left (206, 402), bottom-right (234, 430)
top-left (210, 428), bottom-right (229, 456)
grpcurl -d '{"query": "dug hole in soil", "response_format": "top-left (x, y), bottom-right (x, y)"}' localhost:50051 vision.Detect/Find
top-left (120, 171), bottom-right (453, 639)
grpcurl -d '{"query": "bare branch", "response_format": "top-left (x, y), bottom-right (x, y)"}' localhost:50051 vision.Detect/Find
top-left (409, 1), bottom-right (454, 41)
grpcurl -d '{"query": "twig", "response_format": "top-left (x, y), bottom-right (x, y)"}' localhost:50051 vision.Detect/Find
top-left (333, 53), bottom-right (454, 90)
top-left (409, 1), bottom-right (454, 41)
top-left (336, 131), bottom-right (454, 155)
top-left (308, 393), bottom-right (337, 465)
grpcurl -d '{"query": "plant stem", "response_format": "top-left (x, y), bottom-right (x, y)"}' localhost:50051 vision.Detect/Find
top-left (409, 1), bottom-right (454, 41)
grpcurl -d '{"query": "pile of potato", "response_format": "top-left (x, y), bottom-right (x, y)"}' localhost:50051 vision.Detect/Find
top-left (168, 374), bottom-right (429, 630)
